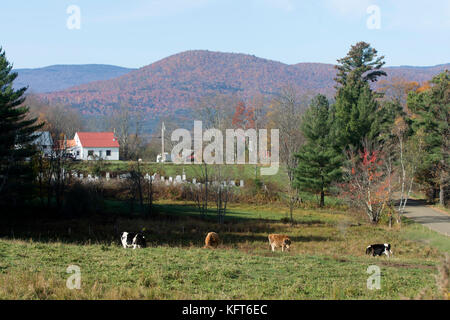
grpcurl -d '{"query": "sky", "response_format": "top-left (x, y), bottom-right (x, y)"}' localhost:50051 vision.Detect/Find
top-left (1, 0), bottom-right (449, 69)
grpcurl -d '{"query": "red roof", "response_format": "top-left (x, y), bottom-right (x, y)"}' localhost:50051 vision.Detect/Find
top-left (76, 132), bottom-right (120, 148)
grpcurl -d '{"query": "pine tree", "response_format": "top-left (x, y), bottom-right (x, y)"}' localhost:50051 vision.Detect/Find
top-left (333, 42), bottom-right (387, 150)
top-left (408, 70), bottom-right (449, 205)
top-left (373, 100), bottom-right (404, 144)
top-left (0, 47), bottom-right (42, 206)
top-left (295, 95), bottom-right (342, 207)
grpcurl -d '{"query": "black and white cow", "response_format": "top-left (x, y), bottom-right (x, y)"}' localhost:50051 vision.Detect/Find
top-left (121, 232), bottom-right (146, 249)
top-left (366, 243), bottom-right (393, 258)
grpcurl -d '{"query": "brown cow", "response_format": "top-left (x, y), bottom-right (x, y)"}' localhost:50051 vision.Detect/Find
top-left (268, 234), bottom-right (291, 252)
top-left (204, 232), bottom-right (220, 248)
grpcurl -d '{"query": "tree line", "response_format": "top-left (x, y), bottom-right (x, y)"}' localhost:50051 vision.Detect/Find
top-left (293, 42), bottom-right (448, 224)
top-left (0, 42), bottom-right (448, 224)
top-left (190, 41), bottom-right (449, 224)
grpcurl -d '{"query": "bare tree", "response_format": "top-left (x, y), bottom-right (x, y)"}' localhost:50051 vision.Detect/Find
top-left (191, 162), bottom-right (210, 217)
top-left (195, 94), bottom-right (236, 130)
top-left (125, 160), bottom-right (151, 214)
top-left (377, 77), bottom-right (420, 111)
top-left (213, 183), bottom-right (230, 224)
top-left (268, 86), bottom-right (307, 221)
top-left (189, 94), bottom-right (238, 217)
top-left (211, 164), bottom-right (233, 224)
top-left (382, 140), bottom-right (395, 227)
top-left (393, 121), bottom-right (426, 223)
top-left (26, 97), bottom-right (84, 140)
top-left (106, 105), bottom-right (145, 160)
top-left (34, 134), bottom-right (71, 213)
top-left (47, 106), bottom-right (84, 139)
top-left (112, 105), bottom-right (131, 160)
top-left (247, 94), bottom-right (268, 179)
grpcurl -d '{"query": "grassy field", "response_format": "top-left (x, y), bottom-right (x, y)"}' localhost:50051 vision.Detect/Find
top-left (0, 202), bottom-right (448, 300)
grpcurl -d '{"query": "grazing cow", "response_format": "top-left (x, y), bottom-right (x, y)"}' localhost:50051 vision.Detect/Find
top-left (204, 232), bottom-right (220, 248)
top-left (121, 232), bottom-right (146, 249)
top-left (268, 234), bottom-right (291, 252)
top-left (366, 243), bottom-right (392, 258)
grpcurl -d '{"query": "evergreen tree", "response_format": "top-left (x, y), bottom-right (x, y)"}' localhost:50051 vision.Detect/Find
top-left (332, 42), bottom-right (387, 150)
top-left (374, 100), bottom-right (405, 142)
top-left (408, 70), bottom-right (449, 205)
top-left (0, 47), bottom-right (42, 207)
top-left (295, 95), bottom-right (342, 207)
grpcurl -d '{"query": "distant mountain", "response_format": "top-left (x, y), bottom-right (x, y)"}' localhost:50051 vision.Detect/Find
top-left (38, 50), bottom-right (449, 117)
top-left (14, 64), bottom-right (135, 93)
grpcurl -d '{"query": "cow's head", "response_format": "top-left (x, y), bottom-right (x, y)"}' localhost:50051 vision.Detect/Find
top-left (284, 238), bottom-right (291, 251)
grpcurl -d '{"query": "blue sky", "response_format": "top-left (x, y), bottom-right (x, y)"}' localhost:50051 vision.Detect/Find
top-left (1, 0), bottom-right (449, 68)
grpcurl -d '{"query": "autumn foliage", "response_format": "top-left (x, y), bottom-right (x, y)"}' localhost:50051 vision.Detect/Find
top-left (36, 51), bottom-right (448, 123)
top-left (341, 146), bottom-right (391, 223)
top-left (232, 101), bottom-right (255, 129)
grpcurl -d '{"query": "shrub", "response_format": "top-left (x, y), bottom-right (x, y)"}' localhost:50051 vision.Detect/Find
top-left (239, 179), bottom-right (281, 204)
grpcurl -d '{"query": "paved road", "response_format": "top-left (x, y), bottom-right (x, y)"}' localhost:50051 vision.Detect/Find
top-left (403, 199), bottom-right (450, 236)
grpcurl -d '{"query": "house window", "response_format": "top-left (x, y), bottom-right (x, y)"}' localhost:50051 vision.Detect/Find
top-left (88, 150), bottom-right (94, 157)
top-left (76, 151), bottom-right (80, 156)
top-left (106, 150), bottom-right (111, 156)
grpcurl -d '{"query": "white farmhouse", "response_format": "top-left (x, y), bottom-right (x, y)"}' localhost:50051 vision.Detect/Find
top-left (72, 132), bottom-right (120, 160)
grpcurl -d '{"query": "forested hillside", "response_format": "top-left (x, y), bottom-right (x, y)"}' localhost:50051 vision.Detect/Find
top-left (38, 50), bottom-right (449, 118)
